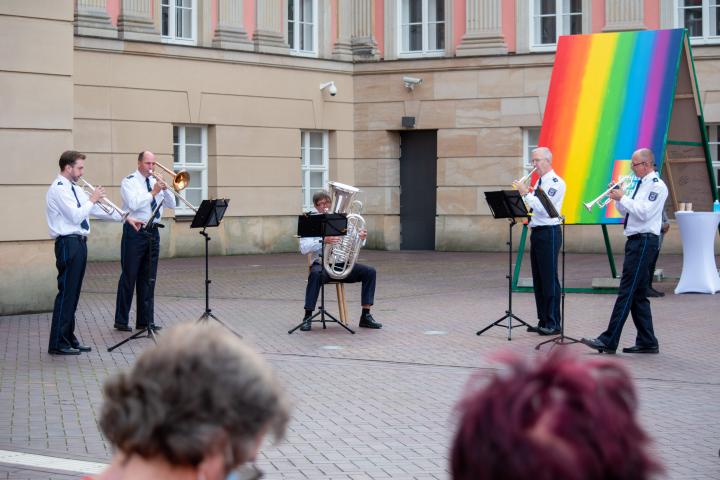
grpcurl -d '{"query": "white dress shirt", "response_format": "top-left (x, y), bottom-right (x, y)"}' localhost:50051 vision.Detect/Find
top-left (46, 174), bottom-right (122, 238)
top-left (524, 169), bottom-right (566, 227)
top-left (120, 169), bottom-right (175, 224)
top-left (617, 171), bottom-right (668, 236)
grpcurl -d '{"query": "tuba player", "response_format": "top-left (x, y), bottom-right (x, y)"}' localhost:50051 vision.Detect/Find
top-left (299, 191), bottom-right (382, 331)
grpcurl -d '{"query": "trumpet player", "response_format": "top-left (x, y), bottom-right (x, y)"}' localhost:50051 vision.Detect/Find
top-left (299, 191), bottom-right (381, 332)
top-left (113, 151), bottom-right (175, 333)
top-left (581, 148), bottom-right (668, 355)
top-left (46, 151), bottom-right (143, 355)
top-left (513, 147), bottom-right (566, 336)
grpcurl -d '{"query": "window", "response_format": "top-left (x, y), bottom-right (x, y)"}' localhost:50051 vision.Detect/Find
top-left (676, 1), bottom-right (720, 44)
top-left (161, 0), bottom-right (197, 45)
top-left (523, 127), bottom-right (541, 175)
top-left (708, 124), bottom-right (720, 197)
top-left (398, 0), bottom-right (445, 56)
top-left (172, 125), bottom-right (207, 214)
top-left (531, 0), bottom-right (583, 50)
top-left (288, 0), bottom-right (317, 55)
top-left (301, 131), bottom-right (329, 211)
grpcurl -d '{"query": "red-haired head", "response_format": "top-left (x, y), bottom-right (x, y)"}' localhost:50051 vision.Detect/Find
top-left (450, 350), bottom-right (662, 480)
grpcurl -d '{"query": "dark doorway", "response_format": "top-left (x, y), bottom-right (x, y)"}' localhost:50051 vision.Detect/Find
top-left (399, 130), bottom-right (437, 250)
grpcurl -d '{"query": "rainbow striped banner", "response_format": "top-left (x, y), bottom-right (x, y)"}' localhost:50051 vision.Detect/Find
top-left (538, 29), bottom-right (686, 224)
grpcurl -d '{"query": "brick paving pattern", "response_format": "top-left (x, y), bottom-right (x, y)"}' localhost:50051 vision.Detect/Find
top-left (1, 250), bottom-right (719, 479)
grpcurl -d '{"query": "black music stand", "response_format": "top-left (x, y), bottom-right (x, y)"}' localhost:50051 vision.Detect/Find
top-left (191, 199), bottom-right (238, 335)
top-left (288, 213), bottom-right (355, 335)
top-left (534, 188), bottom-right (579, 350)
top-left (477, 190), bottom-right (531, 340)
top-left (108, 198), bottom-right (166, 352)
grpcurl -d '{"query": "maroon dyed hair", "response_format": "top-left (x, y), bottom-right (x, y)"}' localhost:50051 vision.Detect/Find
top-left (450, 350), bottom-right (662, 480)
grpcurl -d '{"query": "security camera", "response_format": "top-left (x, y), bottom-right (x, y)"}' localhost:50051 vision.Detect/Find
top-left (320, 81), bottom-right (337, 96)
top-left (403, 76), bottom-right (423, 90)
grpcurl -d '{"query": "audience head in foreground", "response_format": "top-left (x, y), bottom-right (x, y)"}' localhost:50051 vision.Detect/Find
top-left (451, 350), bottom-right (662, 480)
top-left (95, 322), bottom-right (289, 480)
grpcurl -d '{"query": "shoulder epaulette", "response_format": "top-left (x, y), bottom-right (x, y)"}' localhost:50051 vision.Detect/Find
top-left (653, 177), bottom-right (659, 182)
top-left (126, 174), bottom-right (134, 179)
top-left (552, 177), bottom-right (559, 182)
top-left (57, 181), bottom-right (63, 185)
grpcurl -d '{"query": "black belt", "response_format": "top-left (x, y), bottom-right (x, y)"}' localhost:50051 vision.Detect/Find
top-left (628, 233), bottom-right (658, 240)
top-left (56, 234), bottom-right (87, 242)
top-left (531, 225), bottom-right (560, 231)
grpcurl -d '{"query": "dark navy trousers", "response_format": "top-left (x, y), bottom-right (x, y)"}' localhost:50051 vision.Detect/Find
top-left (599, 233), bottom-right (659, 350)
top-left (114, 223), bottom-right (160, 327)
top-left (49, 236), bottom-right (87, 351)
top-left (304, 261), bottom-right (376, 312)
top-left (530, 225), bottom-right (562, 331)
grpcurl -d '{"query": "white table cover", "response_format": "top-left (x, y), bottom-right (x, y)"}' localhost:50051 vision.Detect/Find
top-left (674, 211), bottom-right (720, 294)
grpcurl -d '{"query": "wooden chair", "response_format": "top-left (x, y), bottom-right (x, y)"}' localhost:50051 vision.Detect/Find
top-left (307, 255), bottom-right (348, 324)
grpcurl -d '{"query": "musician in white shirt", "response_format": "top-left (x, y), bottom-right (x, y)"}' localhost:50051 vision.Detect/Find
top-left (46, 150), bottom-right (142, 355)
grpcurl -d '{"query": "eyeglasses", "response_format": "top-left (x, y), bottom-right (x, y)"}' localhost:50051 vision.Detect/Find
top-left (232, 463), bottom-right (264, 480)
top-left (631, 161), bottom-right (647, 167)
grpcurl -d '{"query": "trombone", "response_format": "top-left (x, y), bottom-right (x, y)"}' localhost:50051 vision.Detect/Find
top-left (76, 178), bottom-right (128, 220)
top-left (150, 162), bottom-right (198, 212)
top-left (583, 175), bottom-right (637, 212)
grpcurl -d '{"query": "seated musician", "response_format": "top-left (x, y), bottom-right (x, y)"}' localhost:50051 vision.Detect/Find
top-left (299, 190), bottom-right (382, 331)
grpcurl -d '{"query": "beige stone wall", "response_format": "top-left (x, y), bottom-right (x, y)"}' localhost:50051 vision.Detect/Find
top-left (0, 1), bottom-right (75, 314)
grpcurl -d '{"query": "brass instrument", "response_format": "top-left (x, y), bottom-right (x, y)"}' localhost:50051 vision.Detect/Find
top-left (514, 167), bottom-right (538, 189)
top-left (583, 175), bottom-right (638, 212)
top-left (76, 178), bottom-right (128, 220)
top-left (149, 162), bottom-right (198, 213)
top-left (322, 181), bottom-right (366, 280)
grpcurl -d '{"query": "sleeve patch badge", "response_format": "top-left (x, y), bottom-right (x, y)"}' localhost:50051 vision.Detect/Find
top-left (548, 188), bottom-right (557, 197)
top-left (648, 192), bottom-right (658, 201)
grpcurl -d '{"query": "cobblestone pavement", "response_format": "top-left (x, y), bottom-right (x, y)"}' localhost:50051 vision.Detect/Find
top-left (0, 250), bottom-right (719, 479)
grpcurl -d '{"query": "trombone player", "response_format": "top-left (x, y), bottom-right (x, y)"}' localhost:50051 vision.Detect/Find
top-left (113, 151), bottom-right (175, 332)
top-left (581, 148), bottom-right (667, 354)
top-left (513, 147), bottom-right (566, 336)
top-left (46, 150), bottom-right (143, 355)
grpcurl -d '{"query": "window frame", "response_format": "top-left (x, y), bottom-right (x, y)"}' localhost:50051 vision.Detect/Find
top-left (397, 0), bottom-right (446, 58)
top-left (674, 0), bottom-right (720, 45)
top-left (300, 130), bottom-right (329, 211)
top-left (172, 125), bottom-right (208, 216)
top-left (529, 0), bottom-right (584, 52)
top-left (161, 0), bottom-right (198, 46)
top-left (523, 127), bottom-right (541, 175)
top-left (288, 0), bottom-right (319, 57)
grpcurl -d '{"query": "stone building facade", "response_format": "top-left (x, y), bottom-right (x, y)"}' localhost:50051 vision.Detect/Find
top-left (2, 0), bottom-right (719, 313)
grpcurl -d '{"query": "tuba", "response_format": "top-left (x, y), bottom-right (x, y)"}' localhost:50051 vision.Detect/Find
top-left (322, 181), bottom-right (366, 280)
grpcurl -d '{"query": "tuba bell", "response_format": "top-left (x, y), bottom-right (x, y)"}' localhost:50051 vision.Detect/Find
top-left (322, 181), bottom-right (366, 280)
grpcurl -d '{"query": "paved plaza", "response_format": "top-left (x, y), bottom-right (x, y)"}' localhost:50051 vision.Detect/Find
top-left (0, 250), bottom-right (719, 479)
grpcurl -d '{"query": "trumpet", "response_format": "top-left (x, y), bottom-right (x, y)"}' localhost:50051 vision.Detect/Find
top-left (149, 162), bottom-right (198, 212)
top-left (76, 178), bottom-right (128, 220)
top-left (583, 175), bottom-right (637, 212)
top-left (514, 167), bottom-right (537, 189)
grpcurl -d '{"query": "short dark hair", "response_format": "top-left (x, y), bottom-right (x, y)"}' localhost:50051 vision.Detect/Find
top-left (313, 191), bottom-right (331, 206)
top-left (99, 323), bottom-right (289, 468)
top-left (58, 150), bottom-right (85, 171)
top-left (451, 351), bottom-right (662, 480)
top-left (137, 151), bottom-right (147, 162)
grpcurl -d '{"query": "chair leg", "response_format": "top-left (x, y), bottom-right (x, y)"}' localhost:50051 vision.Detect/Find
top-left (336, 283), bottom-right (348, 325)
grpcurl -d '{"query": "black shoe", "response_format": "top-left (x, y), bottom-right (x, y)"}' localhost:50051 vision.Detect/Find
top-left (136, 324), bottom-right (162, 331)
top-left (622, 344), bottom-right (659, 354)
top-left (49, 347), bottom-right (80, 356)
top-left (72, 344), bottom-right (92, 353)
top-left (359, 313), bottom-right (382, 329)
top-left (526, 324), bottom-right (543, 333)
top-left (113, 323), bottom-right (132, 332)
top-left (580, 337), bottom-right (616, 354)
top-left (300, 317), bottom-right (312, 332)
top-left (647, 288), bottom-right (665, 298)
top-left (538, 327), bottom-right (561, 336)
